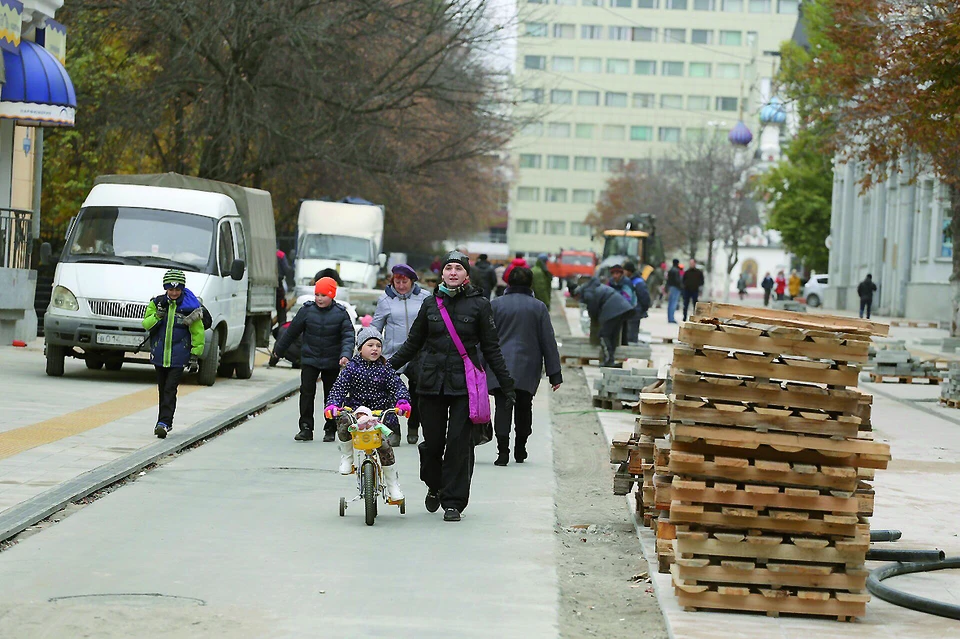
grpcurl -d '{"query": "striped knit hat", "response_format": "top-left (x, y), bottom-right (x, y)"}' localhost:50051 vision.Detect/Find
top-left (163, 269), bottom-right (186, 288)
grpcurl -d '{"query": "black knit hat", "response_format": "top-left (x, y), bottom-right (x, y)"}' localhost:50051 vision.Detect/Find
top-left (442, 250), bottom-right (470, 271)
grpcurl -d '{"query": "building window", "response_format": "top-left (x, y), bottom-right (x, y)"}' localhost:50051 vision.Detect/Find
top-left (919, 181), bottom-right (933, 260)
top-left (602, 158), bottom-right (625, 172)
top-left (778, 0), bottom-right (799, 13)
top-left (637, 0), bottom-right (659, 6)
top-left (519, 154), bottom-right (542, 169)
top-left (603, 124), bottom-right (626, 140)
top-left (521, 88), bottom-right (544, 103)
top-left (721, 0), bottom-right (743, 10)
top-left (515, 219), bottom-right (539, 233)
top-left (687, 95), bottom-right (711, 110)
top-left (582, 25), bottom-right (604, 39)
top-left (582, 0), bottom-right (601, 4)
top-left (716, 96), bottom-right (738, 111)
top-left (517, 188), bottom-right (540, 202)
top-left (635, 60), bottom-right (657, 76)
top-left (544, 220), bottom-right (567, 235)
top-left (578, 91), bottom-right (600, 106)
top-left (551, 89), bottom-right (573, 104)
top-left (633, 92), bottom-right (656, 108)
top-left (694, 0), bottom-right (716, 8)
top-left (630, 125), bottom-right (653, 141)
top-left (661, 94), bottom-right (683, 109)
top-left (558, 0), bottom-right (578, 4)
top-left (664, 28), bottom-right (686, 43)
top-left (606, 58), bottom-right (630, 74)
top-left (609, 26), bottom-right (631, 40)
top-left (662, 61), bottom-right (684, 76)
top-left (547, 155), bottom-right (570, 170)
top-left (528, 0), bottom-right (547, 4)
top-left (749, 0), bottom-right (771, 11)
top-left (632, 27), bottom-right (657, 42)
top-left (573, 189), bottom-right (596, 204)
top-left (552, 56), bottom-right (575, 72)
top-left (524, 55), bottom-right (546, 70)
top-left (545, 188), bottom-right (568, 203)
top-left (525, 22), bottom-right (548, 37)
top-left (692, 29), bottom-right (713, 43)
top-left (571, 222), bottom-right (591, 237)
top-left (689, 62), bottom-right (711, 77)
top-left (521, 122), bottom-right (543, 137)
top-left (548, 122), bottom-right (572, 137)
top-left (579, 57), bottom-right (603, 73)
top-left (941, 186), bottom-right (953, 257)
top-left (554, 23), bottom-right (576, 39)
top-left (717, 63), bottom-right (741, 78)
top-left (630, 158), bottom-right (654, 173)
top-left (605, 92), bottom-right (628, 107)
top-left (686, 128), bottom-right (706, 141)
top-left (611, 0), bottom-right (632, 6)
top-left (666, 0), bottom-right (688, 7)
top-left (575, 123), bottom-right (596, 138)
top-left (719, 30), bottom-right (743, 45)
top-left (574, 156), bottom-right (598, 171)
top-left (658, 127), bottom-right (681, 142)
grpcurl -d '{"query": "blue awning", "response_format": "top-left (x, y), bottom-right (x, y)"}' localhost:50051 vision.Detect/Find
top-left (0, 39), bottom-right (75, 127)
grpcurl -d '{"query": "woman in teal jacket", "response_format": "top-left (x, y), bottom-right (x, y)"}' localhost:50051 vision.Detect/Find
top-left (142, 269), bottom-right (205, 438)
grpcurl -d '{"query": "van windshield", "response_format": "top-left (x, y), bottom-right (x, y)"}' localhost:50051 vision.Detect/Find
top-left (299, 234), bottom-right (373, 264)
top-left (65, 206), bottom-right (215, 272)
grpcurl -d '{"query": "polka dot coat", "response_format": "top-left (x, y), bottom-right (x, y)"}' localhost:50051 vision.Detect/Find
top-left (327, 355), bottom-right (411, 429)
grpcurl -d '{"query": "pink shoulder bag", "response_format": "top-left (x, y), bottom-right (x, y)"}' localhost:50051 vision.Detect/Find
top-left (436, 298), bottom-right (491, 426)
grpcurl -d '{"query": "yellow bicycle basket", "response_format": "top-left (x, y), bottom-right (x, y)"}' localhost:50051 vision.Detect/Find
top-left (351, 429), bottom-right (382, 451)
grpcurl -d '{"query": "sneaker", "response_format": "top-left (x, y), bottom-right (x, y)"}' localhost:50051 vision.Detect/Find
top-left (425, 489), bottom-right (440, 513)
top-left (294, 429), bottom-right (313, 442)
top-left (154, 422), bottom-right (170, 439)
top-left (443, 508), bottom-right (461, 522)
top-left (322, 430), bottom-right (336, 442)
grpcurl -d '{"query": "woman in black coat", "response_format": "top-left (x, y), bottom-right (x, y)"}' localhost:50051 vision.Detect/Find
top-left (391, 251), bottom-right (515, 522)
top-left (487, 267), bottom-right (562, 466)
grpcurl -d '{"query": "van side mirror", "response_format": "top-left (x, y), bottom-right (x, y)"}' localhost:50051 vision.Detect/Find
top-left (230, 259), bottom-right (246, 281)
top-left (40, 242), bottom-right (52, 264)
top-left (378, 253), bottom-right (387, 268)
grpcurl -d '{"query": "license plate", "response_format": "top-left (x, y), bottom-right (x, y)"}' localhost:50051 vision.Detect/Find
top-left (96, 333), bottom-right (143, 347)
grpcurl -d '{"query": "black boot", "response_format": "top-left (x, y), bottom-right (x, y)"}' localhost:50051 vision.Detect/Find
top-left (515, 437), bottom-right (528, 463)
top-left (494, 436), bottom-right (509, 466)
top-left (294, 428), bottom-right (313, 442)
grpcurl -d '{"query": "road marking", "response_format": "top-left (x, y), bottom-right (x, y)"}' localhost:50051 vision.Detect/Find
top-left (0, 386), bottom-right (202, 460)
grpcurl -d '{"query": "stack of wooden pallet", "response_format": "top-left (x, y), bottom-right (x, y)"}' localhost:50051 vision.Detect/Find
top-left (594, 367), bottom-right (662, 410)
top-left (610, 392), bottom-right (667, 504)
top-left (561, 336), bottom-right (652, 366)
top-left (939, 363), bottom-right (960, 408)
top-left (667, 302), bottom-right (891, 622)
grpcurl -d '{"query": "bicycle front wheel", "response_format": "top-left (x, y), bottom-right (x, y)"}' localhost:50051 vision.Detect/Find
top-left (362, 461), bottom-right (377, 526)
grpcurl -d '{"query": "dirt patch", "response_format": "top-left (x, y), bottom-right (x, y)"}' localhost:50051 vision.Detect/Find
top-left (551, 305), bottom-right (668, 639)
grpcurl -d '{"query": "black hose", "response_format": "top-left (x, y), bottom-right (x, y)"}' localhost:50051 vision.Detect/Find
top-left (866, 548), bottom-right (945, 562)
top-left (870, 529), bottom-right (902, 542)
top-left (867, 557), bottom-right (960, 620)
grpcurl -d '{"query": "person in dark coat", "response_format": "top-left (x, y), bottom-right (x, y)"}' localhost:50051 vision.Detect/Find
top-left (761, 272), bottom-right (774, 306)
top-left (623, 262), bottom-right (652, 344)
top-left (682, 259), bottom-right (704, 321)
top-left (276, 249), bottom-right (294, 326)
top-left (576, 276), bottom-right (634, 367)
top-left (270, 277), bottom-right (355, 442)
top-left (470, 254), bottom-right (497, 300)
top-left (390, 251), bottom-right (516, 523)
top-left (487, 267), bottom-right (562, 466)
top-left (857, 274), bottom-right (878, 319)
top-left (666, 259), bottom-right (683, 323)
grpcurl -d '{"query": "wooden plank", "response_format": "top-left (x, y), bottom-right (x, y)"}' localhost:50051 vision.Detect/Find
top-left (693, 301), bottom-right (889, 336)
top-left (674, 535), bottom-right (867, 565)
top-left (678, 324), bottom-right (870, 363)
top-left (669, 502), bottom-right (859, 537)
top-left (670, 439), bottom-right (863, 476)
top-left (669, 403), bottom-right (860, 438)
top-left (675, 589), bottom-right (865, 620)
top-left (671, 481), bottom-right (859, 514)
top-left (672, 373), bottom-right (862, 414)
top-left (673, 349), bottom-right (860, 387)
top-left (671, 562), bottom-right (867, 591)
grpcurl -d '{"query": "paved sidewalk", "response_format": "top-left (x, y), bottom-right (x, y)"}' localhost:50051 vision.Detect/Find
top-left (0, 339), bottom-right (298, 517)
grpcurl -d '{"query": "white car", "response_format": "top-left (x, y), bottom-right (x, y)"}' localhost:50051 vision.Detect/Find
top-left (803, 274), bottom-right (829, 307)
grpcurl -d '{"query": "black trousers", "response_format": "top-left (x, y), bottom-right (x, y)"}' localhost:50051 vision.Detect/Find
top-left (859, 298), bottom-right (872, 319)
top-left (300, 364), bottom-right (340, 432)
top-left (599, 315), bottom-right (627, 367)
top-left (418, 393), bottom-right (475, 512)
top-left (155, 366), bottom-right (184, 427)
top-left (492, 388), bottom-right (533, 441)
top-left (406, 379), bottom-right (421, 433)
top-left (763, 289), bottom-right (771, 306)
top-left (682, 291), bottom-right (699, 321)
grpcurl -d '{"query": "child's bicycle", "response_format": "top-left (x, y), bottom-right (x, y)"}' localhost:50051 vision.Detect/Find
top-left (338, 407), bottom-right (406, 526)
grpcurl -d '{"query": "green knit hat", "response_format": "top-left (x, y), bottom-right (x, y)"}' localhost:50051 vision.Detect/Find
top-left (162, 269), bottom-right (186, 288)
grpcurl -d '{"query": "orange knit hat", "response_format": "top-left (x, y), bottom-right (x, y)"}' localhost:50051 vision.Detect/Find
top-left (314, 277), bottom-right (338, 298)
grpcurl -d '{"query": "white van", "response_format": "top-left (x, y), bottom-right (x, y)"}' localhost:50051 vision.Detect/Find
top-left (43, 173), bottom-right (278, 385)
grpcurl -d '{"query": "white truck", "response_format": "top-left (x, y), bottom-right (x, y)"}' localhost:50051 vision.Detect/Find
top-left (42, 173), bottom-right (278, 386)
top-left (293, 199), bottom-right (385, 295)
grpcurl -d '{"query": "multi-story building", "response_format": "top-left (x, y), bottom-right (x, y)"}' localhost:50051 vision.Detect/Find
top-left (510, 0), bottom-right (800, 255)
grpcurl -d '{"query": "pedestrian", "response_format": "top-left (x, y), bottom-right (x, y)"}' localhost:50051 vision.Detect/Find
top-left (682, 259), bottom-right (704, 322)
top-left (390, 250), bottom-right (516, 522)
top-left (608, 265), bottom-right (637, 345)
top-left (269, 277), bottom-right (355, 442)
top-left (487, 267), bottom-right (562, 466)
top-left (494, 262), bottom-right (508, 297)
top-left (142, 269), bottom-right (205, 439)
top-left (737, 273), bottom-right (748, 300)
top-left (666, 259), bottom-right (682, 323)
top-left (575, 276), bottom-right (634, 367)
top-left (761, 272), bottom-right (774, 306)
top-left (623, 262), bottom-right (652, 344)
top-left (503, 253), bottom-right (528, 284)
top-left (857, 274), bottom-right (877, 319)
top-left (647, 262), bottom-right (665, 308)
top-left (531, 253), bottom-right (553, 309)
top-left (276, 249), bottom-right (294, 326)
top-left (788, 269), bottom-right (802, 300)
top-left (470, 253), bottom-right (497, 300)
top-left (429, 256), bottom-right (442, 275)
top-left (371, 263), bottom-right (430, 445)
top-left (324, 328), bottom-right (412, 503)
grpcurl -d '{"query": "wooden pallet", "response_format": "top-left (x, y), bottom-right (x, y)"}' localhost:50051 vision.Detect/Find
top-left (868, 373), bottom-right (941, 385)
top-left (889, 319), bottom-right (939, 328)
top-left (679, 322), bottom-right (870, 363)
top-left (593, 396), bottom-right (638, 411)
top-left (672, 557), bottom-right (868, 591)
top-left (672, 372), bottom-right (864, 414)
top-left (693, 302), bottom-right (888, 337)
top-left (670, 398), bottom-right (861, 439)
top-left (939, 397), bottom-right (960, 409)
top-left (637, 417), bottom-right (669, 438)
top-left (669, 501), bottom-right (859, 537)
top-left (639, 392), bottom-right (670, 417)
top-left (673, 347), bottom-right (860, 387)
top-left (674, 529), bottom-right (869, 566)
top-left (674, 585), bottom-right (866, 621)
top-left (670, 479), bottom-right (859, 514)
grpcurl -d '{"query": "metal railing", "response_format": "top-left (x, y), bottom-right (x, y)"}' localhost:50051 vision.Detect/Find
top-left (0, 208), bottom-right (33, 269)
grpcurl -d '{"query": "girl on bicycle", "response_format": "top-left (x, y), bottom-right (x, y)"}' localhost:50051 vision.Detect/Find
top-left (324, 327), bottom-right (412, 502)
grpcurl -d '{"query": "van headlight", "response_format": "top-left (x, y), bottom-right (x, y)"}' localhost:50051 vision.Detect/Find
top-left (52, 286), bottom-right (79, 311)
